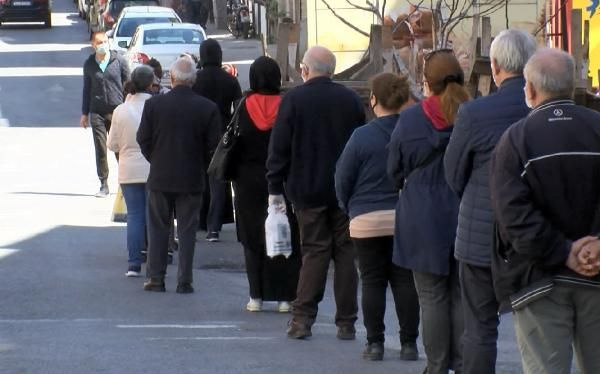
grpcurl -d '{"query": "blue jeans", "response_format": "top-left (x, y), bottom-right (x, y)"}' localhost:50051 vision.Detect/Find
top-left (121, 183), bottom-right (147, 266)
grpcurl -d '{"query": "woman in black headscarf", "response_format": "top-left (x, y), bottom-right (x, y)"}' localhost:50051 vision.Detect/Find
top-left (232, 56), bottom-right (301, 313)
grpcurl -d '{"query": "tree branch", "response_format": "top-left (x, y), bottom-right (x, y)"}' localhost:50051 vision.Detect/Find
top-left (534, 0), bottom-right (568, 36)
top-left (345, 0), bottom-right (376, 13)
top-left (321, 0), bottom-right (370, 37)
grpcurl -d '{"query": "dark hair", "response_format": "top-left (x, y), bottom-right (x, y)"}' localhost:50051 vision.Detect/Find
top-left (423, 50), bottom-right (470, 123)
top-left (369, 73), bottom-right (410, 111)
top-left (145, 58), bottom-right (163, 79)
top-left (123, 80), bottom-right (136, 96)
top-left (130, 65), bottom-right (155, 93)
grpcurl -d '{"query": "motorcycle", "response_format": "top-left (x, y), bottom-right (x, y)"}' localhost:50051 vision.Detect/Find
top-left (227, 0), bottom-right (252, 39)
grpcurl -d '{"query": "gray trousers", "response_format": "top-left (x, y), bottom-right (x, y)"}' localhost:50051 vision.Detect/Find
top-left (146, 190), bottom-right (202, 284)
top-left (413, 260), bottom-right (463, 374)
top-left (89, 112), bottom-right (112, 182)
top-left (514, 285), bottom-right (600, 374)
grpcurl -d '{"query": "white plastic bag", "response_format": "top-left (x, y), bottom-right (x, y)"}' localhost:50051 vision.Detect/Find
top-left (265, 205), bottom-right (292, 258)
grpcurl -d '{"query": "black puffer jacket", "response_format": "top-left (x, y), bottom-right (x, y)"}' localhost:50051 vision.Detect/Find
top-left (444, 77), bottom-right (529, 267)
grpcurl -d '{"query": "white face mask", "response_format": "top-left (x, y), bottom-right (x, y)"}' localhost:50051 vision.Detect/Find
top-left (95, 42), bottom-right (109, 54)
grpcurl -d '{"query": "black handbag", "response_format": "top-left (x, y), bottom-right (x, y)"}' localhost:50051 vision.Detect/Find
top-left (207, 98), bottom-right (246, 181)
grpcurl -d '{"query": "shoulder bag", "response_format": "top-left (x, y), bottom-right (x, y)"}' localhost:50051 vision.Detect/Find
top-left (207, 98), bottom-right (246, 181)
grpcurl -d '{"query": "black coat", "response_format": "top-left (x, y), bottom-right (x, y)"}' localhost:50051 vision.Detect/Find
top-left (266, 77), bottom-right (366, 209)
top-left (82, 51), bottom-right (129, 115)
top-left (137, 85), bottom-right (221, 193)
top-left (444, 77), bottom-right (530, 267)
top-left (387, 103), bottom-right (459, 275)
top-left (490, 99), bottom-right (600, 312)
top-left (192, 66), bottom-right (242, 132)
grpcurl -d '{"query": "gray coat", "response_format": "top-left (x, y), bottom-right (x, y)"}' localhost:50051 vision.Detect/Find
top-left (444, 77), bottom-right (530, 267)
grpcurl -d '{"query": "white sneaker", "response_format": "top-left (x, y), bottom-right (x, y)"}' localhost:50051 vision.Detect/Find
top-left (246, 298), bottom-right (263, 312)
top-left (278, 301), bottom-right (291, 313)
top-left (125, 270), bottom-right (141, 277)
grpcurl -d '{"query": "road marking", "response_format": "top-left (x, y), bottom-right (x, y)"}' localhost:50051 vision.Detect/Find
top-left (223, 59), bottom-right (254, 66)
top-left (146, 337), bottom-right (273, 341)
top-left (116, 324), bottom-right (237, 329)
top-left (0, 318), bottom-right (105, 323)
top-left (0, 67), bottom-right (82, 77)
top-left (0, 248), bottom-right (18, 260)
top-left (0, 44), bottom-right (89, 53)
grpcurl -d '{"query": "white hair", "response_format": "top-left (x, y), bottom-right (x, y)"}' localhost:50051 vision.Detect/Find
top-left (170, 57), bottom-right (196, 86)
top-left (303, 46), bottom-right (336, 77)
top-left (490, 29), bottom-right (537, 74)
top-left (524, 48), bottom-right (575, 98)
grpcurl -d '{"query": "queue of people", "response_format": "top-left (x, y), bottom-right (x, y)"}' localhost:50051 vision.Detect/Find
top-left (81, 28), bottom-right (600, 374)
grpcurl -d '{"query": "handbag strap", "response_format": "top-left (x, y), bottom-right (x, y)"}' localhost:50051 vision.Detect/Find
top-left (227, 97), bottom-right (246, 134)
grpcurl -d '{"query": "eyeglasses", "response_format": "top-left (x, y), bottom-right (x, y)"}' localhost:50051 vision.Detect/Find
top-left (423, 48), bottom-right (454, 62)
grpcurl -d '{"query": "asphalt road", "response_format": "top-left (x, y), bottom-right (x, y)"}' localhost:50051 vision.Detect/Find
top-left (0, 2), bottom-right (525, 372)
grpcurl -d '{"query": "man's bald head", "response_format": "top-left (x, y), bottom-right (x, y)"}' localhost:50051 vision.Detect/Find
top-left (301, 46), bottom-right (336, 80)
top-left (524, 48), bottom-right (575, 100)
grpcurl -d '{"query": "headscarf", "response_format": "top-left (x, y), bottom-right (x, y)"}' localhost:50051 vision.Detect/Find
top-left (199, 38), bottom-right (223, 67)
top-left (249, 56), bottom-right (281, 95)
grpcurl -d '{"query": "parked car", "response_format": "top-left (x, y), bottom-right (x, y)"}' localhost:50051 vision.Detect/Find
top-left (124, 22), bottom-right (206, 84)
top-left (101, 0), bottom-right (158, 31)
top-left (107, 6), bottom-right (181, 52)
top-left (0, 0), bottom-right (51, 27)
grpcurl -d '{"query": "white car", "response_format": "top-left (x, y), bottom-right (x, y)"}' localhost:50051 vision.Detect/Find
top-left (124, 23), bottom-right (206, 83)
top-left (107, 6), bottom-right (181, 53)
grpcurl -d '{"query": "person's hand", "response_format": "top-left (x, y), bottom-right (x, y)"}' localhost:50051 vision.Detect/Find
top-left (577, 240), bottom-right (600, 276)
top-left (80, 114), bottom-right (89, 129)
top-left (268, 194), bottom-right (286, 214)
top-left (566, 236), bottom-right (600, 276)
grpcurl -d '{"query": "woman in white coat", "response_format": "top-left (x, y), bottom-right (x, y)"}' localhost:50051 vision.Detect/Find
top-left (107, 65), bottom-right (154, 277)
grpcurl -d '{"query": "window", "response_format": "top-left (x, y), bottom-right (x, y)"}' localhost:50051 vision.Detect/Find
top-left (143, 29), bottom-right (205, 45)
top-left (116, 16), bottom-right (179, 37)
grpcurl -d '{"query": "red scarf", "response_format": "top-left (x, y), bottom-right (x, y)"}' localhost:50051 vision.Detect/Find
top-left (245, 94), bottom-right (281, 131)
top-left (421, 95), bottom-right (451, 130)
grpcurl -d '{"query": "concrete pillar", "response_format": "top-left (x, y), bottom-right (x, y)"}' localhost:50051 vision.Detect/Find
top-left (213, 0), bottom-right (227, 29)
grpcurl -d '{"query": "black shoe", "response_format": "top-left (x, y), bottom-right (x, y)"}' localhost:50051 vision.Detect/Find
top-left (143, 278), bottom-right (165, 292)
top-left (167, 251), bottom-right (174, 265)
top-left (206, 232), bottom-right (219, 242)
top-left (95, 183), bottom-right (109, 198)
top-left (336, 325), bottom-right (356, 340)
top-left (140, 250), bottom-right (147, 263)
top-left (176, 283), bottom-right (194, 294)
top-left (400, 342), bottom-right (419, 361)
top-left (363, 342), bottom-right (384, 361)
top-left (286, 321), bottom-right (312, 339)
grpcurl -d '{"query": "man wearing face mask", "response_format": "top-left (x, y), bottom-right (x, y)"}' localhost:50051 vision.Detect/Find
top-left (81, 31), bottom-right (130, 197)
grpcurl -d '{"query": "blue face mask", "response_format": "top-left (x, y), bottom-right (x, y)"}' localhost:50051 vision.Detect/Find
top-left (96, 42), bottom-right (109, 54)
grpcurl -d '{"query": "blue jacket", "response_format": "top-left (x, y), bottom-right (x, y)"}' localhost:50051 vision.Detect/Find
top-left (335, 115), bottom-right (399, 219)
top-left (387, 103), bottom-right (459, 275)
top-left (444, 76), bottom-right (530, 267)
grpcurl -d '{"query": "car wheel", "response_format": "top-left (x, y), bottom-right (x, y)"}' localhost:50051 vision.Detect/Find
top-left (44, 13), bottom-right (51, 28)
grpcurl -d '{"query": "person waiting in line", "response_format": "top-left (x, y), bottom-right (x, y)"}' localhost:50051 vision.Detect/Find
top-left (107, 66), bottom-right (154, 277)
top-left (230, 56), bottom-right (301, 313)
top-left (387, 50), bottom-right (469, 374)
top-left (145, 58), bottom-right (170, 95)
top-left (335, 72), bottom-right (420, 361)
top-left (193, 39), bottom-right (242, 242)
top-left (443, 29), bottom-right (536, 374)
top-left (81, 31), bottom-right (130, 197)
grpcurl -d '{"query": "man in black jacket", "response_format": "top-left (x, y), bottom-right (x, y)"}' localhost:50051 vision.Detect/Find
top-left (137, 56), bottom-right (221, 293)
top-left (443, 29), bottom-right (536, 374)
top-left (490, 48), bottom-right (600, 373)
top-left (193, 39), bottom-right (242, 242)
top-left (81, 31), bottom-right (129, 197)
top-left (267, 46), bottom-right (365, 340)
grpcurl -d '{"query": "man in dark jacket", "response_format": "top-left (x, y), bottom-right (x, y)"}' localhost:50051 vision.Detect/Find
top-left (81, 31), bottom-right (129, 197)
top-left (192, 39), bottom-right (242, 242)
top-left (137, 57), bottom-right (221, 293)
top-left (490, 48), bottom-right (600, 373)
top-left (443, 29), bottom-right (536, 374)
top-left (267, 46), bottom-right (365, 340)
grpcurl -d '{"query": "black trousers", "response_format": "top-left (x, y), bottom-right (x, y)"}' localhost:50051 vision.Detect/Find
top-left (186, 0), bottom-right (209, 28)
top-left (459, 261), bottom-right (499, 374)
top-left (146, 190), bottom-right (202, 284)
top-left (353, 236), bottom-right (419, 344)
top-left (89, 112), bottom-right (112, 182)
top-left (207, 176), bottom-right (226, 233)
top-left (293, 206), bottom-right (358, 327)
top-left (413, 260), bottom-right (463, 374)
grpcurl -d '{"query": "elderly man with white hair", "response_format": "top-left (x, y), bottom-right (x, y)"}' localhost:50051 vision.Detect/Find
top-left (443, 29), bottom-right (537, 374)
top-left (137, 56), bottom-right (222, 293)
top-left (266, 46), bottom-right (365, 340)
top-left (491, 47), bottom-right (600, 373)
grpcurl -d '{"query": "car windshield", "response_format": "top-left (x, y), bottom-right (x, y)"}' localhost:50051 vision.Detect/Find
top-left (110, 0), bottom-right (158, 19)
top-left (144, 29), bottom-right (204, 45)
top-left (116, 16), bottom-right (179, 37)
